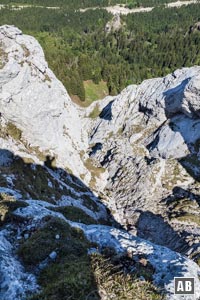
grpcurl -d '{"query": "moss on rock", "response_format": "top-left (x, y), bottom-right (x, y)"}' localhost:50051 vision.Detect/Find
top-left (50, 206), bottom-right (98, 225)
top-left (19, 216), bottom-right (99, 300)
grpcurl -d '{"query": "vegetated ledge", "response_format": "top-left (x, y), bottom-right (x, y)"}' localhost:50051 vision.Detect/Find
top-left (0, 189), bottom-right (163, 300)
top-left (18, 217), bottom-right (163, 300)
top-left (10, 198), bottom-right (200, 300)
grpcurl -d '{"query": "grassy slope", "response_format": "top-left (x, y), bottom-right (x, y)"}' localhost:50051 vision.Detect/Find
top-left (72, 80), bottom-right (109, 107)
top-left (18, 216), bottom-right (164, 300)
top-left (84, 80), bottom-right (109, 104)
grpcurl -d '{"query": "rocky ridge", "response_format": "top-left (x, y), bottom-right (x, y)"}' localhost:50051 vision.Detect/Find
top-left (0, 25), bottom-right (200, 300)
top-left (87, 67), bottom-right (200, 255)
top-left (0, 25), bottom-right (90, 181)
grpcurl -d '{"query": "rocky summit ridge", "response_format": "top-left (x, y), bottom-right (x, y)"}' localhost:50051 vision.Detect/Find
top-left (0, 25), bottom-right (200, 300)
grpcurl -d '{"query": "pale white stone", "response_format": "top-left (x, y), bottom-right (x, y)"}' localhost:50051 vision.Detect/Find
top-left (49, 251), bottom-right (57, 260)
top-left (0, 230), bottom-right (38, 300)
top-left (0, 25), bottom-right (89, 182)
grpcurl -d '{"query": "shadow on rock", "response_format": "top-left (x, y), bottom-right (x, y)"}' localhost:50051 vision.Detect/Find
top-left (0, 148), bottom-right (120, 300)
top-left (163, 77), bottom-right (200, 181)
top-left (136, 210), bottom-right (189, 253)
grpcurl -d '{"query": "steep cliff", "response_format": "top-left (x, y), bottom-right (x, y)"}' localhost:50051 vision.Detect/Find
top-left (0, 25), bottom-right (200, 300)
top-left (87, 67), bottom-right (200, 257)
top-left (0, 25), bottom-right (90, 181)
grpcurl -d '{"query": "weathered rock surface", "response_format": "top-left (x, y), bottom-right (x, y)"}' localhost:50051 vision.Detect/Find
top-left (0, 230), bottom-right (38, 300)
top-left (83, 225), bottom-right (200, 300)
top-left (87, 66), bottom-right (200, 259)
top-left (14, 201), bottom-right (200, 300)
top-left (0, 25), bottom-right (200, 299)
top-left (0, 25), bottom-right (89, 181)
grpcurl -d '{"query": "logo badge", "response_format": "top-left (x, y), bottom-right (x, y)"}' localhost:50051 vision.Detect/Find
top-left (174, 277), bottom-right (195, 295)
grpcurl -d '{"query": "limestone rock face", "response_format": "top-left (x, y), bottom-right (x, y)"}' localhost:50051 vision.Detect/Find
top-left (83, 225), bottom-right (200, 300)
top-left (0, 25), bottom-right (89, 180)
top-left (1, 26), bottom-right (200, 300)
top-left (87, 66), bottom-right (200, 258)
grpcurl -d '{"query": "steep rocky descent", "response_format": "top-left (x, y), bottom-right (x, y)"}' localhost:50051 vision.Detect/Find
top-left (0, 25), bottom-right (200, 299)
top-left (87, 67), bottom-right (200, 259)
top-left (13, 202), bottom-right (200, 300)
top-left (0, 147), bottom-right (110, 300)
top-left (0, 25), bottom-right (91, 182)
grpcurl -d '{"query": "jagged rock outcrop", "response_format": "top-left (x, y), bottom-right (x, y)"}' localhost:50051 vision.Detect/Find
top-left (0, 25), bottom-right (200, 300)
top-left (13, 202), bottom-right (200, 300)
top-left (105, 14), bottom-right (122, 33)
top-left (0, 25), bottom-right (89, 181)
top-left (87, 67), bottom-right (200, 258)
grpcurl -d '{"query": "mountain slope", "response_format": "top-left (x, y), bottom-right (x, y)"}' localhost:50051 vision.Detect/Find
top-left (0, 25), bottom-right (200, 300)
top-left (87, 67), bottom-right (200, 256)
top-left (0, 25), bottom-right (90, 181)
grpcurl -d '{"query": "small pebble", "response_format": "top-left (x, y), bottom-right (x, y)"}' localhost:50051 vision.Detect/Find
top-left (24, 233), bottom-right (29, 240)
top-left (139, 276), bottom-right (145, 281)
top-left (49, 251), bottom-right (57, 260)
top-left (87, 248), bottom-right (99, 255)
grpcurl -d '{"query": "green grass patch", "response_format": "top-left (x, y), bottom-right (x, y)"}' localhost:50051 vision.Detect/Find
top-left (19, 216), bottom-right (99, 300)
top-left (84, 158), bottom-right (105, 189)
top-left (24, 145), bottom-right (47, 162)
top-left (82, 194), bottom-right (99, 212)
top-left (0, 157), bottom-right (74, 203)
top-left (50, 206), bottom-right (98, 225)
top-left (180, 154), bottom-right (200, 181)
top-left (89, 104), bottom-right (101, 118)
top-left (84, 80), bottom-right (108, 106)
top-left (6, 122), bottom-right (22, 141)
top-left (90, 250), bottom-right (164, 300)
top-left (19, 216), bottom-right (164, 300)
top-left (0, 122), bottom-right (22, 140)
top-left (169, 198), bottom-right (198, 211)
top-left (0, 44), bottom-right (7, 69)
top-left (171, 213), bottom-right (200, 226)
top-left (18, 216), bottom-right (91, 266)
top-left (0, 193), bottom-right (28, 226)
top-left (84, 159), bottom-right (105, 177)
